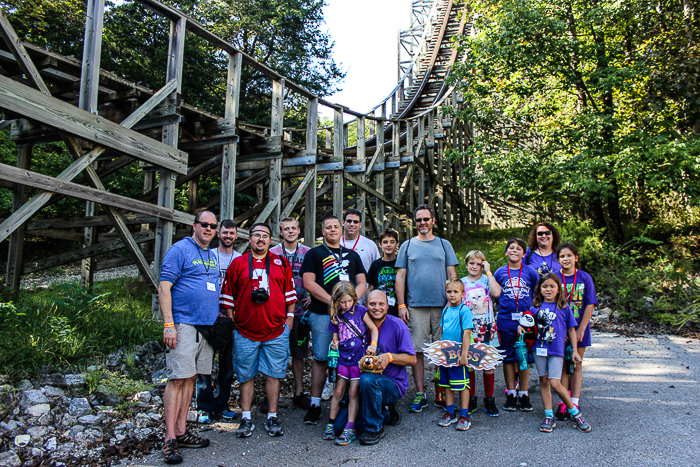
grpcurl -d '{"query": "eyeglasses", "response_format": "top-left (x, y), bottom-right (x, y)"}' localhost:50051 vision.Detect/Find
top-left (415, 217), bottom-right (432, 223)
top-left (250, 232), bottom-right (271, 240)
top-left (344, 219), bottom-right (361, 224)
top-left (537, 230), bottom-right (552, 236)
top-left (196, 221), bottom-right (217, 230)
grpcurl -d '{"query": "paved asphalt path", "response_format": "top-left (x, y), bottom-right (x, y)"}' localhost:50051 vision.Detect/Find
top-left (133, 333), bottom-right (699, 467)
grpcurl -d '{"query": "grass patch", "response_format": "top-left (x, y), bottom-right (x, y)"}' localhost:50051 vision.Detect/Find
top-left (0, 278), bottom-right (159, 380)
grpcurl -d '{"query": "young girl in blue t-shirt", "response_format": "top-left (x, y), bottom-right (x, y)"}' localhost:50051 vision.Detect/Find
top-left (528, 273), bottom-right (592, 433)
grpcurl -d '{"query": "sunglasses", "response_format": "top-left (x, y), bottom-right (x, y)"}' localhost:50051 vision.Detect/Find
top-left (537, 230), bottom-right (552, 236)
top-left (415, 217), bottom-right (432, 223)
top-left (344, 219), bottom-right (361, 224)
top-left (196, 221), bottom-right (218, 230)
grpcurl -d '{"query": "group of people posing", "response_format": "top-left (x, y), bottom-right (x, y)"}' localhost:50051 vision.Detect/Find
top-left (157, 204), bottom-right (596, 464)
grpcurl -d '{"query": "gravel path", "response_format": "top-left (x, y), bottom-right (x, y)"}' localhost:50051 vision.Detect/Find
top-left (19, 265), bottom-right (140, 290)
top-left (129, 333), bottom-right (700, 467)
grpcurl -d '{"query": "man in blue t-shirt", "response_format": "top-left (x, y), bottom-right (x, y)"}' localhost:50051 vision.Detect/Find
top-left (158, 210), bottom-right (220, 464)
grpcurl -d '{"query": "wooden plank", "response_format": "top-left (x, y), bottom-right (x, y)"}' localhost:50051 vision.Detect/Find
top-left (269, 79), bottom-right (284, 232)
top-left (364, 196), bottom-right (380, 239)
top-left (0, 12), bottom-right (50, 95)
top-left (304, 97), bottom-right (318, 247)
top-left (20, 214), bottom-right (158, 231)
top-left (332, 107), bottom-right (344, 218)
top-left (356, 117), bottom-right (366, 235)
top-left (78, 0), bottom-right (104, 114)
top-left (343, 173), bottom-right (411, 216)
top-left (221, 52), bottom-right (242, 221)
top-left (375, 104), bottom-right (386, 224)
top-left (140, 154), bottom-right (223, 203)
top-left (4, 146), bottom-right (31, 296)
top-left (23, 231), bottom-right (155, 275)
top-left (0, 75), bottom-right (187, 173)
top-left (280, 169), bottom-right (315, 219)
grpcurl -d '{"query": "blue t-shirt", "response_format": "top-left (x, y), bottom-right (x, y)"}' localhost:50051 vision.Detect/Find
top-left (440, 304), bottom-right (474, 343)
top-left (494, 264), bottom-right (540, 326)
top-left (160, 238), bottom-right (220, 326)
top-left (531, 302), bottom-right (577, 358)
top-left (524, 248), bottom-right (562, 275)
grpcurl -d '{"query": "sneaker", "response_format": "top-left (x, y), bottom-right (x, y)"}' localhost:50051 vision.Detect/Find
top-left (322, 423), bottom-right (336, 440)
top-left (236, 418), bottom-right (255, 438)
top-left (456, 415), bottom-right (471, 431)
top-left (409, 393), bottom-right (428, 412)
top-left (386, 404), bottom-right (402, 426)
top-left (484, 397), bottom-right (499, 417)
top-left (214, 409), bottom-right (237, 421)
top-left (503, 393), bottom-right (518, 411)
top-left (518, 394), bottom-right (533, 411)
top-left (264, 416), bottom-right (284, 436)
top-left (437, 411), bottom-right (458, 427)
top-left (322, 381), bottom-right (334, 401)
top-left (555, 402), bottom-right (570, 421)
top-left (259, 396), bottom-right (268, 414)
top-left (335, 428), bottom-right (356, 445)
top-left (573, 413), bottom-right (592, 432)
top-left (540, 416), bottom-right (556, 433)
top-left (358, 427), bottom-right (386, 445)
top-left (293, 393), bottom-right (312, 410)
top-left (197, 411), bottom-right (211, 425)
top-left (468, 396), bottom-right (478, 414)
top-left (434, 399), bottom-right (446, 410)
top-left (175, 431), bottom-right (209, 448)
top-left (303, 404), bottom-right (323, 425)
top-left (434, 384), bottom-right (445, 408)
top-left (163, 439), bottom-right (183, 464)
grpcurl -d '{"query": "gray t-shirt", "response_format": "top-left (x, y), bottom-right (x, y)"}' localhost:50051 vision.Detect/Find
top-left (395, 236), bottom-right (459, 307)
top-left (212, 248), bottom-right (242, 287)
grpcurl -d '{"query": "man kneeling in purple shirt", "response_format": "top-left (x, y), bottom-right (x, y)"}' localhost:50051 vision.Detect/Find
top-left (359, 290), bottom-right (417, 445)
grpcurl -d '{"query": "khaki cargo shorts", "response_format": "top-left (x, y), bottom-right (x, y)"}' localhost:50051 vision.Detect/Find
top-left (165, 323), bottom-right (214, 380)
top-left (408, 306), bottom-right (443, 352)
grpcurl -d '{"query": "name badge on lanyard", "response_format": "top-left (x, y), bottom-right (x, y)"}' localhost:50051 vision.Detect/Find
top-left (511, 312), bottom-right (522, 321)
top-left (206, 282), bottom-right (217, 292)
top-left (339, 273), bottom-right (350, 282)
top-left (388, 296), bottom-right (396, 306)
top-left (536, 347), bottom-right (548, 357)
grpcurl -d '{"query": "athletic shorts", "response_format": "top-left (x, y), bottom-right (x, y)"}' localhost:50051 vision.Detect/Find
top-left (437, 365), bottom-right (469, 391)
top-left (535, 356), bottom-right (564, 380)
top-left (165, 323), bottom-right (214, 380)
top-left (338, 365), bottom-right (362, 381)
top-left (309, 312), bottom-right (333, 362)
top-left (289, 315), bottom-right (311, 360)
top-left (408, 306), bottom-right (443, 352)
top-left (233, 326), bottom-right (290, 383)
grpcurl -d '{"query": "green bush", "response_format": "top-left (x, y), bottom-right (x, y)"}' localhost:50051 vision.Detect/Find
top-left (0, 279), bottom-right (160, 379)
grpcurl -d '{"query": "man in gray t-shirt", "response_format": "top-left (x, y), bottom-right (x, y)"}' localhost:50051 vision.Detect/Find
top-left (395, 204), bottom-right (458, 412)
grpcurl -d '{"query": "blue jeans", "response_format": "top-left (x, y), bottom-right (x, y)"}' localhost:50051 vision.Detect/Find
top-left (360, 373), bottom-right (400, 432)
top-left (195, 339), bottom-right (234, 413)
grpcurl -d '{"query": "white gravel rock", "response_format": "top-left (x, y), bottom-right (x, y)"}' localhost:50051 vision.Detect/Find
top-left (68, 398), bottom-right (91, 417)
top-left (13, 435), bottom-right (30, 447)
top-left (27, 403), bottom-right (51, 417)
top-left (65, 374), bottom-right (85, 388)
top-left (43, 386), bottom-right (65, 398)
top-left (0, 450), bottom-right (21, 467)
top-left (20, 389), bottom-right (48, 409)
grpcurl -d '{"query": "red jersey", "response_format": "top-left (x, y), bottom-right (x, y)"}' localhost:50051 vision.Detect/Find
top-left (219, 252), bottom-right (297, 341)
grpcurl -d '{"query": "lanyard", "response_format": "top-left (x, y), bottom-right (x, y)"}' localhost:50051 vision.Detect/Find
top-left (323, 243), bottom-right (344, 268)
top-left (188, 237), bottom-right (211, 279)
top-left (561, 269), bottom-right (578, 303)
top-left (537, 249), bottom-right (553, 271)
top-left (283, 245), bottom-right (299, 274)
top-left (217, 248), bottom-right (234, 280)
top-left (342, 235), bottom-right (360, 251)
top-left (507, 265), bottom-right (523, 311)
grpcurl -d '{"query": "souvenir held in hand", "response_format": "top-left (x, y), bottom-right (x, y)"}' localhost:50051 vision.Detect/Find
top-left (358, 351), bottom-right (383, 374)
top-left (422, 340), bottom-right (504, 370)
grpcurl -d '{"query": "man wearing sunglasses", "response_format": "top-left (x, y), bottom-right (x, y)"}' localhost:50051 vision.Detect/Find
top-left (159, 210), bottom-right (220, 464)
top-left (395, 204), bottom-right (459, 414)
top-left (341, 209), bottom-right (380, 276)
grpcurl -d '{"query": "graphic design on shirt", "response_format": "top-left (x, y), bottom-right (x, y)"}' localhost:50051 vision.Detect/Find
top-left (376, 266), bottom-right (397, 298)
top-left (192, 258), bottom-right (217, 269)
top-left (338, 322), bottom-right (362, 349)
top-left (503, 277), bottom-right (531, 302)
top-left (564, 283), bottom-right (585, 318)
top-left (536, 307), bottom-right (558, 344)
top-left (464, 287), bottom-right (489, 317)
top-left (322, 252), bottom-right (350, 285)
top-left (536, 260), bottom-right (554, 276)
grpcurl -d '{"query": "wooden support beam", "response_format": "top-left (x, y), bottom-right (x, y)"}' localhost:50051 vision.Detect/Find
top-left (280, 169), bottom-right (315, 219)
top-left (21, 214), bottom-right (158, 231)
top-left (332, 107), bottom-right (344, 218)
top-left (364, 196), bottom-right (380, 240)
top-left (0, 75), bottom-right (187, 173)
top-left (220, 51), bottom-right (241, 221)
top-left (375, 105), bottom-right (386, 225)
top-left (22, 231), bottom-right (155, 275)
top-left (269, 79), bottom-right (284, 232)
top-left (4, 146), bottom-right (31, 296)
top-left (304, 97), bottom-right (318, 247)
top-left (391, 121), bottom-right (401, 231)
top-left (343, 173), bottom-right (411, 216)
top-left (356, 117), bottom-right (366, 236)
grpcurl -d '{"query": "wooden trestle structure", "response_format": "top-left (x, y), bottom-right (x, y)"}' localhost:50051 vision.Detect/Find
top-left (0, 0), bottom-right (512, 309)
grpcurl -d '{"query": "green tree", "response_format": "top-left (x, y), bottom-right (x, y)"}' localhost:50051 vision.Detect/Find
top-left (448, 0), bottom-right (700, 241)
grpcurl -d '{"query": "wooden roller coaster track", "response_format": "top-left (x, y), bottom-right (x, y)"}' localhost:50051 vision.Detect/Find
top-left (0, 0), bottom-right (515, 311)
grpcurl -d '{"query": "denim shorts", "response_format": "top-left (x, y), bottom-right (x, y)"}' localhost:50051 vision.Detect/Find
top-left (309, 312), bottom-right (333, 362)
top-left (535, 355), bottom-right (564, 380)
top-left (233, 326), bottom-right (290, 383)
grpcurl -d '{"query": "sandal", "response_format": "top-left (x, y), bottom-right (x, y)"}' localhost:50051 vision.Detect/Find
top-left (163, 439), bottom-right (183, 464)
top-left (175, 430), bottom-right (210, 448)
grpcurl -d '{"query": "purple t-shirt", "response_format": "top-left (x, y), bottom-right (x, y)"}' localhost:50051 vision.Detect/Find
top-left (556, 269), bottom-right (598, 347)
top-left (375, 315), bottom-right (416, 398)
top-left (270, 244), bottom-right (311, 316)
top-left (524, 248), bottom-right (562, 275)
top-left (531, 302), bottom-right (577, 358)
top-left (494, 265), bottom-right (540, 329)
top-left (328, 305), bottom-right (368, 366)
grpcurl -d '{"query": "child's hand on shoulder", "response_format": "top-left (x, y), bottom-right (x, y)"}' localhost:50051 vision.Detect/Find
top-left (367, 343), bottom-right (377, 354)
